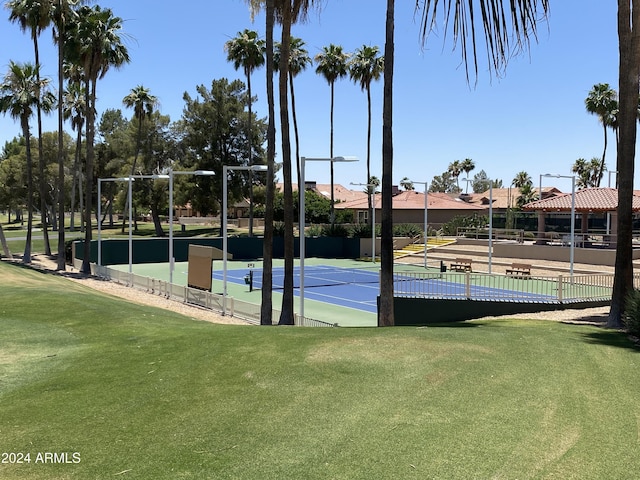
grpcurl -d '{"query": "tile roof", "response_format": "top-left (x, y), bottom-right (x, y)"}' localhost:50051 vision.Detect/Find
top-left (335, 190), bottom-right (485, 211)
top-left (522, 187), bottom-right (640, 212)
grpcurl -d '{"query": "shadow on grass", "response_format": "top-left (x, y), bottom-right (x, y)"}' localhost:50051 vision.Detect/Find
top-left (581, 330), bottom-right (640, 352)
top-left (416, 321), bottom-right (482, 328)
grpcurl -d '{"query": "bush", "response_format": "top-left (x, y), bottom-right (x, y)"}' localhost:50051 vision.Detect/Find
top-left (322, 224), bottom-right (349, 237)
top-left (624, 289), bottom-right (640, 336)
top-left (393, 223), bottom-right (423, 238)
top-left (305, 225), bottom-right (323, 237)
top-left (273, 222), bottom-right (285, 237)
top-left (349, 223), bottom-right (373, 238)
top-left (441, 214), bottom-right (488, 236)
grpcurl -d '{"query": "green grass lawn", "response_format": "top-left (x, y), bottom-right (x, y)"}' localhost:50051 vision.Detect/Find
top-left (1, 261), bottom-right (640, 479)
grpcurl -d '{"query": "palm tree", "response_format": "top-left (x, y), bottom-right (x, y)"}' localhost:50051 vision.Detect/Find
top-left (512, 171), bottom-right (532, 189)
top-left (260, 0), bottom-right (276, 325)
top-left (0, 61), bottom-right (55, 264)
top-left (585, 83), bottom-right (617, 187)
top-left (461, 158), bottom-right (475, 192)
top-left (447, 160), bottom-right (462, 191)
top-left (62, 76), bottom-right (86, 232)
top-left (65, 5), bottom-right (130, 274)
top-left (121, 85), bottom-right (158, 233)
top-left (376, 1), bottom-right (551, 325)
top-left (608, 1), bottom-right (640, 329)
top-left (225, 29), bottom-right (266, 237)
top-left (314, 43), bottom-right (350, 227)
top-left (571, 157), bottom-right (601, 188)
top-left (349, 44), bottom-right (384, 231)
top-left (7, 0), bottom-right (54, 255)
top-left (52, 0), bottom-right (82, 271)
top-left (274, 36), bottom-right (312, 189)
top-left (400, 177), bottom-right (414, 190)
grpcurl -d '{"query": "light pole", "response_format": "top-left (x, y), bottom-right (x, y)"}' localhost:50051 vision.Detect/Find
top-left (409, 181), bottom-right (429, 269)
top-left (97, 177), bottom-right (131, 269)
top-left (464, 178), bottom-right (493, 273)
top-left (299, 156), bottom-right (358, 321)
top-left (223, 164), bottom-right (268, 315)
top-left (541, 173), bottom-right (576, 277)
top-left (168, 169), bottom-right (215, 289)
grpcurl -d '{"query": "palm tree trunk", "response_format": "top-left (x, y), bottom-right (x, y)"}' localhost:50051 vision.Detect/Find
top-left (56, 0), bottom-right (66, 270)
top-left (69, 131), bottom-right (82, 231)
top-left (0, 223), bottom-right (12, 259)
top-left (122, 122), bottom-right (143, 233)
top-left (608, 0), bottom-right (640, 328)
top-left (33, 34), bottom-right (51, 257)
top-left (22, 120), bottom-right (34, 264)
top-left (290, 72), bottom-right (302, 190)
top-left (247, 66), bottom-right (255, 238)
top-left (260, 0), bottom-right (275, 326)
top-left (329, 81), bottom-right (336, 227)
top-left (598, 124), bottom-right (607, 187)
top-left (379, 0), bottom-right (395, 326)
top-left (278, 0), bottom-right (295, 325)
top-left (366, 85), bottom-right (373, 232)
top-left (81, 78), bottom-right (96, 274)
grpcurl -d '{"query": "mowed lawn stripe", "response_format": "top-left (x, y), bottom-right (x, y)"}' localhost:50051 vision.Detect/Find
top-left (1, 262), bottom-right (639, 479)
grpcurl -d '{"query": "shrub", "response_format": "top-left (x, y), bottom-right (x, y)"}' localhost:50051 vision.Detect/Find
top-left (306, 225), bottom-right (323, 237)
top-left (393, 223), bottom-right (423, 238)
top-left (349, 223), bottom-right (372, 238)
top-left (322, 224), bottom-right (349, 237)
top-left (624, 289), bottom-right (640, 336)
top-left (273, 222), bottom-right (285, 237)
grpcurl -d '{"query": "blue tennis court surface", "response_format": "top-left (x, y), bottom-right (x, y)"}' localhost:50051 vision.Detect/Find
top-left (213, 265), bottom-right (556, 314)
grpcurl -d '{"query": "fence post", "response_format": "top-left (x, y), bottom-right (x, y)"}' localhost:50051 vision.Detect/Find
top-left (557, 275), bottom-right (563, 302)
top-left (465, 272), bottom-right (471, 299)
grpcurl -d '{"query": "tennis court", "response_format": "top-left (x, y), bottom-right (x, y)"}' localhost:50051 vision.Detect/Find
top-left (109, 257), bottom-right (613, 326)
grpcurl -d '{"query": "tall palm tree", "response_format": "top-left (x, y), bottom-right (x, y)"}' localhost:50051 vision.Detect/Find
top-left (608, 0), bottom-right (640, 329)
top-left (52, 0), bottom-right (82, 270)
top-left (461, 158), bottom-right (475, 193)
top-left (314, 43), bottom-right (350, 227)
top-left (275, 36), bottom-right (311, 189)
top-left (349, 44), bottom-right (384, 230)
top-left (7, 0), bottom-right (54, 256)
top-left (225, 29), bottom-right (266, 237)
top-left (121, 85), bottom-right (158, 233)
top-left (376, 0), bottom-right (551, 325)
top-left (62, 76), bottom-right (86, 232)
top-left (0, 61), bottom-right (55, 264)
top-left (65, 5), bottom-right (130, 275)
top-left (447, 160), bottom-right (462, 191)
top-left (379, 0), bottom-right (395, 326)
top-left (260, 0), bottom-right (276, 325)
top-left (246, 0), bottom-right (318, 325)
top-left (585, 83), bottom-right (617, 187)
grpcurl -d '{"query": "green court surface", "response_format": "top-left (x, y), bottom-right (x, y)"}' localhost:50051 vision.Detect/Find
top-left (109, 258), bottom-right (403, 327)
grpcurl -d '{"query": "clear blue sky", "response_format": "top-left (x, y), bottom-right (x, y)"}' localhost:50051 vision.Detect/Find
top-left (0, 0), bottom-right (624, 193)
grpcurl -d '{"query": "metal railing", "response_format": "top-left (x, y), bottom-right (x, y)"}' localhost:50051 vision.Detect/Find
top-left (90, 262), bottom-right (336, 326)
top-left (393, 270), bottom-right (639, 303)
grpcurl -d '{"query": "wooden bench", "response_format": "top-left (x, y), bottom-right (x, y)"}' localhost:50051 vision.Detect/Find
top-left (449, 258), bottom-right (472, 272)
top-left (505, 263), bottom-right (532, 278)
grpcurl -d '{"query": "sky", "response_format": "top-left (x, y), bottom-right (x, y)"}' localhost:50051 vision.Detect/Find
top-left (0, 0), bottom-right (624, 194)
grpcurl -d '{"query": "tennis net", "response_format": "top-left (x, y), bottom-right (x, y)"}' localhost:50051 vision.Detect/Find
top-left (251, 265), bottom-right (381, 289)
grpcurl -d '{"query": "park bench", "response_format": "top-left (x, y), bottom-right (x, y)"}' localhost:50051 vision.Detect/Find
top-left (450, 258), bottom-right (472, 272)
top-left (505, 263), bottom-right (532, 278)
